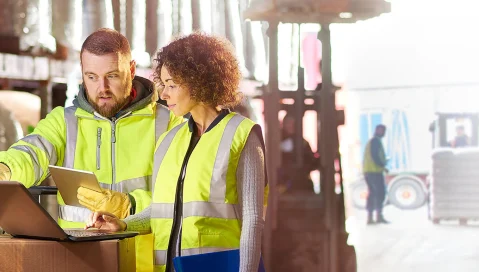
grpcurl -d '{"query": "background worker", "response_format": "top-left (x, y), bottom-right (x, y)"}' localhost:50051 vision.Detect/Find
top-left (278, 112), bottom-right (319, 194)
top-left (450, 125), bottom-right (470, 148)
top-left (363, 124), bottom-right (390, 225)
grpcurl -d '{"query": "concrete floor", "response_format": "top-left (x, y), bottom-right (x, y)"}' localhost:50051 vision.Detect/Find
top-left (347, 205), bottom-right (479, 272)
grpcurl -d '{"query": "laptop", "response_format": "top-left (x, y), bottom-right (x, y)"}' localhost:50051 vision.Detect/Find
top-left (48, 165), bottom-right (103, 207)
top-left (0, 181), bottom-right (138, 242)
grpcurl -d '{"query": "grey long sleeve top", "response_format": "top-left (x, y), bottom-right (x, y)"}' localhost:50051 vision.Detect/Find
top-left (370, 136), bottom-right (386, 167)
top-left (123, 131), bottom-right (265, 272)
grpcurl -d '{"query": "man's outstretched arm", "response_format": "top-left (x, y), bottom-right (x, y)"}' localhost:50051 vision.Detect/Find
top-left (0, 107), bottom-right (66, 187)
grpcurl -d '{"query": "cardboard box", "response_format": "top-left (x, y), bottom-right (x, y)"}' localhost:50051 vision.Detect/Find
top-left (0, 235), bottom-right (135, 272)
top-left (0, 35), bottom-right (20, 54)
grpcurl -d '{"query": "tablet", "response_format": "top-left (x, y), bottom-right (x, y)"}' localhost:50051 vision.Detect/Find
top-left (48, 165), bottom-right (103, 207)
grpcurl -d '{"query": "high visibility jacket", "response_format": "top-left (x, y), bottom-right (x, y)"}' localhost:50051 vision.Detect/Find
top-left (0, 76), bottom-right (185, 272)
top-left (363, 137), bottom-right (386, 173)
top-left (150, 113), bottom-right (268, 272)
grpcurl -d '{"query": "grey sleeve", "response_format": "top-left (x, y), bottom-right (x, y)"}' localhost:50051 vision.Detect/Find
top-left (122, 204), bottom-right (152, 234)
top-left (236, 130), bottom-right (265, 272)
top-left (370, 138), bottom-right (386, 167)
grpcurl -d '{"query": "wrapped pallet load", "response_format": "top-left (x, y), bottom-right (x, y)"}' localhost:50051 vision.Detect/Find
top-left (430, 148), bottom-right (479, 223)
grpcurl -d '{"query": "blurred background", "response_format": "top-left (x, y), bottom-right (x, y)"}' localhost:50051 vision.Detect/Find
top-left (1, 0), bottom-right (479, 271)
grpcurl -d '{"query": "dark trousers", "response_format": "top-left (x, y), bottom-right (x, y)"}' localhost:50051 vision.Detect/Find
top-left (364, 173), bottom-right (386, 213)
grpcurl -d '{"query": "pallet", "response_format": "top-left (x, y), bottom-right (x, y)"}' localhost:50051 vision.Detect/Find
top-left (431, 217), bottom-right (479, 226)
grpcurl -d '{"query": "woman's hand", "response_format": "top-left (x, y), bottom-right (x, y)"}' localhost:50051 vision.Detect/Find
top-left (85, 211), bottom-right (127, 232)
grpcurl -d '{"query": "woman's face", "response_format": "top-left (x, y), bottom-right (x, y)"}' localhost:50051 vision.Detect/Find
top-left (159, 66), bottom-right (198, 116)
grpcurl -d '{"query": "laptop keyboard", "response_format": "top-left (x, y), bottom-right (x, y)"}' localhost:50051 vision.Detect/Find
top-left (64, 230), bottom-right (111, 237)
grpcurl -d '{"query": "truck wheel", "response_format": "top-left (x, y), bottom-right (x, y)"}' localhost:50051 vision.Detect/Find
top-left (388, 178), bottom-right (426, 209)
top-left (351, 181), bottom-right (368, 209)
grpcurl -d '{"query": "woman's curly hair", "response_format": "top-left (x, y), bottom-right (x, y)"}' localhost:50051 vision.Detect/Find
top-left (153, 32), bottom-right (243, 108)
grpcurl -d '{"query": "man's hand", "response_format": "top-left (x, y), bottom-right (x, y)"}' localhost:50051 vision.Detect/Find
top-left (77, 187), bottom-right (131, 219)
top-left (0, 163), bottom-right (11, 181)
top-left (85, 211), bottom-right (127, 231)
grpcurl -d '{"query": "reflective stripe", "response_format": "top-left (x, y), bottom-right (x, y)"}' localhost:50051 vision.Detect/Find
top-left (154, 250), bottom-right (167, 265)
top-left (63, 107), bottom-right (78, 168)
top-left (151, 203), bottom-right (174, 219)
top-left (155, 105), bottom-right (170, 141)
top-left (181, 247), bottom-right (237, 256)
top-left (21, 134), bottom-right (58, 166)
top-left (99, 182), bottom-right (111, 190)
top-left (11, 145), bottom-right (43, 185)
top-left (152, 123), bottom-right (186, 192)
top-left (151, 201), bottom-right (238, 219)
top-left (64, 106), bottom-right (155, 194)
top-left (58, 205), bottom-right (91, 223)
top-left (209, 114), bottom-right (245, 202)
top-left (109, 175), bottom-right (151, 193)
top-left (153, 247), bottom-right (237, 265)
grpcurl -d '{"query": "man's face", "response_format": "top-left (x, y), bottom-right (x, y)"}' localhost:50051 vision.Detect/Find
top-left (81, 50), bottom-right (135, 118)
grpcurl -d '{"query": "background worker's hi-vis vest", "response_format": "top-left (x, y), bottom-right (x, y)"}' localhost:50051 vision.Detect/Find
top-left (363, 137), bottom-right (387, 173)
top-left (151, 113), bottom-right (266, 272)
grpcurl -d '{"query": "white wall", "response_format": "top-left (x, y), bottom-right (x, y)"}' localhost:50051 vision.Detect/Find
top-left (342, 0), bottom-right (479, 89)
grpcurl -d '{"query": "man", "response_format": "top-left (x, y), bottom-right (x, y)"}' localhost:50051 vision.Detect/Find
top-left (451, 125), bottom-right (470, 148)
top-left (279, 113), bottom-right (319, 194)
top-left (363, 124), bottom-right (389, 224)
top-left (0, 28), bottom-right (184, 271)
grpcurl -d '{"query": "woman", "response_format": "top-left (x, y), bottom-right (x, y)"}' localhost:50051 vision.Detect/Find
top-left (86, 32), bottom-right (268, 272)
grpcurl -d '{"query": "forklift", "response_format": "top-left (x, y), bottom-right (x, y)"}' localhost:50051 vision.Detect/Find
top-left (244, 0), bottom-right (390, 271)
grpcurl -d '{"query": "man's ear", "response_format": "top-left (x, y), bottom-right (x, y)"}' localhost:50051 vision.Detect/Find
top-left (130, 60), bottom-right (136, 78)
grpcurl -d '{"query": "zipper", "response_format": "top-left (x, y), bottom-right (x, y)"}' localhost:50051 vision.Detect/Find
top-left (96, 127), bottom-right (102, 170)
top-left (109, 111), bottom-right (132, 192)
top-left (165, 133), bottom-right (199, 271)
top-left (110, 117), bottom-right (116, 191)
top-left (90, 111), bottom-right (132, 191)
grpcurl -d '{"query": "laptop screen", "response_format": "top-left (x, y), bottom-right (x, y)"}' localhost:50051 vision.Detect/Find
top-left (0, 181), bottom-right (67, 240)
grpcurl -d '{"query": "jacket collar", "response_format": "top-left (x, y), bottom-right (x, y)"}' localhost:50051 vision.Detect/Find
top-left (187, 109), bottom-right (231, 133)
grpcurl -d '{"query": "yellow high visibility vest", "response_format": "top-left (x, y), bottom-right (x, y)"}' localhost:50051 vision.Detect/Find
top-left (151, 113), bottom-right (267, 272)
top-left (363, 137), bottom-right (386, 173)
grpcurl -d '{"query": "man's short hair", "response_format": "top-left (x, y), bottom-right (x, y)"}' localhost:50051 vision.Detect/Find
top-left (80, 28), bottom-right (131, 61)
top-left (376, 124), bottom-right (386, 130)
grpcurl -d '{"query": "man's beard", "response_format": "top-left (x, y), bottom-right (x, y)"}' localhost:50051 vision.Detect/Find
top-left (87, 81), bottom-right (132, 118)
